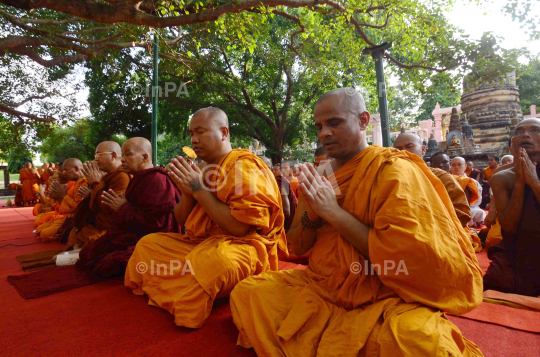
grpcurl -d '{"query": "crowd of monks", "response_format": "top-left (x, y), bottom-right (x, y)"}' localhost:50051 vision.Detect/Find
top-left (15, 88), bottom-right (540, 356)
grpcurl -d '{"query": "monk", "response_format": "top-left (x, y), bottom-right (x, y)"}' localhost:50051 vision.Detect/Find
top-left (8, 183), bottom-right (24, 207)
top-left (465, 160), bottom-right (481, 181)
top-left (394, 135), bottom-right (472, 228)
top-left (66, 141), bottom-right (130, 249)
top-left (260, 156), bottom-right (296, 229)
top-left (484, 119), bottom-right (540, 296)
top-left (230, 88), bottom-right (483, 357)
top-left (33, 167), bottom-right (63, 226)
top-left (75, 138), bottom-right (181, 278)
top-left (281, 160), bottom-right (299, 196)
top-left (313, 146), bottom-right (330, 168)
top-left (19, 162), bottom-right (40, 205)
top-left (125, 107), bottom-right (286, 328)
top-left (479, 156), bottom-right (499, 208)
top-left (451, 156), bottom-right (484, 227)
top-left (35, 159), bottom-right (87, 241)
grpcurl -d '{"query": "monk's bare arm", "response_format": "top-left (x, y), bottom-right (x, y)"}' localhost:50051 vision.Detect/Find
top-left (192, 190), bottom-right (250, 237)
top-left (281, 189), bottom-right (290, 219)
top-left (479, 169), bottom-right (487, 185)
top-left (288, 195), bottom-right (317, 256)
top-left (173, 194), bottom-right (197, 226)
top-left (493, 171), bottom-right (524, 234)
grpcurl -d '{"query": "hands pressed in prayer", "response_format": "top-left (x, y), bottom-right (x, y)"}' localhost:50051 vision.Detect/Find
top-left (101, 189), bottom-right (127, 212)
top-left (81, 161), bottom-right (105, 185)
top-left (168, 156), bottom-right (203, 196)
top-left (78, 186), bottom-right (91, 198)
top-left (297, 163), bottom-right (339, 221)
top-left (520, 148), bottom-right (540, 188)
top-left (50, 181), bottom-right (67, 200)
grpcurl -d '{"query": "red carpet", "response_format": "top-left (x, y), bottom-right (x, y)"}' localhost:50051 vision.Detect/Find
top-left (1, 207), bottom-right (539, 356)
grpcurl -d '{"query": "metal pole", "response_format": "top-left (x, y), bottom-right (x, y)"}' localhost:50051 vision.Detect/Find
top-left (362, 42), bottom-right (392, 147)
top-left (151, 32), bottom-right (159, 165)
top-left (372, 51), bottom-right (391, 147)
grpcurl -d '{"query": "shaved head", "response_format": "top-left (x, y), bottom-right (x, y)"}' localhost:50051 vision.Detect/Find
top-left (123, 137), bottom-right (152, 156)
top-left (315, 88), bottom-right (367, 116)
top-left (314, 88), bottom-right (370, 166)
top-left (96, 141), bottom-right (122, 155)
top-left (431, 152), bottom-right (451, 172)
top-left (258, 156), bottom-right (272, 168)
top-left (192, 107), bottom-right (229, 130)
top-left (189, 107), bottom-right (232, 164)
top-left (121, 137), bottom-right (153, 174)
top-left (393, 133), bottom-right (426, 157)
top-left (62, 158), bottom-right (84, 181)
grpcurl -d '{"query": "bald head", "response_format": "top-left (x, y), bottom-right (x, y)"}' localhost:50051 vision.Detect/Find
top-left (450, 156), bottom-right (466, 176)
top-left (25, 162), bottom-right (32, 169)
top-left (513, 118), bottom-right (540, 160)
top-left (62, 158), bottom-right (84, 181)
top-left (192, 107), bottom-right (229, 130)
top-left (393, 133), bottom-right (426, 157)
top-left (431, 152), bottom-right (451, 172)
top-left (121, 137), bottom-right (153, 174)
top-left (97, 141), bottom-right (122, 155)
top-left (315, 88), bottom-right (367, 116)
top-left (189, 107), bottom-right (232, 164)
top-left (258, 156), bottom-right (272, 168)
top-left (314, 88), bottom-right (370, 165)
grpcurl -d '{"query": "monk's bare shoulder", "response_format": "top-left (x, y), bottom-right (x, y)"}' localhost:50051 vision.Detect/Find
top-left (492, 167), bottom-right (515, 192)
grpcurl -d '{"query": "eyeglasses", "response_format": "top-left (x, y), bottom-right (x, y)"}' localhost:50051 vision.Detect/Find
top-left (94, 152), bottom-right (117, 159)
top-left (514, 128), bottom-right (540, 136)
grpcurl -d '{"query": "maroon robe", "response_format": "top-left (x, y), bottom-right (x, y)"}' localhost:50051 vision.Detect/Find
top-left (483, 165), bottom-right (540, 296)
top-left (77, 167), bottom-right (182, 279)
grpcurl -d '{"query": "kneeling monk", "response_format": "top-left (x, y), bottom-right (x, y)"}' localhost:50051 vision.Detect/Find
top-left (125, 107), bottom-right (286, 328)
top-left (77, 137), bottom-right (182, 279)
top-left (230, 88), bottom-right (483, 357)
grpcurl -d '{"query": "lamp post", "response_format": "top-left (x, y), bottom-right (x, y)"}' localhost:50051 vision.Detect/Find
top-left (151, 31), bottom-right (159, 165)
top-left (362, 42), bottom-right (392, 147)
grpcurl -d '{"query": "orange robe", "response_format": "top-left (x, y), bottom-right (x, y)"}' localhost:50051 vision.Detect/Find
top-left (484, 166), bottom-right (498, 183)
top-left (430, 168), bottom-right (471, 227)
top-left (230, 146), bottom-right (483, 357)
top-left (36, 178), bottom-right (87, 241)
top-left (454, 175), bottom-right (480, 206)
top-left (66, 168), bottom-right (130, 248)
top-left (125, 150), bottom-right (287, 328)
top-left (8, 183), bottom-right (24, 206)
top-left (485, 219), bottom-right (503, 249)
top-left (19, 168), bottom-right (39, 204)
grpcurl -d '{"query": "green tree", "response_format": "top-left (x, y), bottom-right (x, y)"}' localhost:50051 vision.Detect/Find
top-left (517, 55), bottom-right (540, 115)
top-left (40, 119), bottom-right (95, 162)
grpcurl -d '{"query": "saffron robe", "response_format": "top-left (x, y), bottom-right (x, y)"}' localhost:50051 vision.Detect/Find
top-left (8, 183), bottom-right (24, 207)
top-left (430, 168), bottom-right (471, 227)
top-left (77, 167), bottom-right (182, 279)
top-left (230, 146), bottom-right (484, 357)
top-left (466, 168), bottom-right (481, 181)
top-left (66, 168), bottom-right (130, 248)
top-left (484, 170), bottom-right (540, 297)
top-left (125, 150), bottom-right (287, 328)
top-left (35, 178), bottom-right (87, 241)
top-left (19, 168), bottom-right (39, 204)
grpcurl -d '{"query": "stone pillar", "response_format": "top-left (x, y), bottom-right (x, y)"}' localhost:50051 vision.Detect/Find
top-left (432, 103), bottom-right (443, 142)
top-left (419, 119), bottom-right (433, 141)
top-left (370, 114), bottom-right (383, 146)
top-left (3, 167), bottom-right (9, 189)
top-left (531, 105), bottom-right (537, 117)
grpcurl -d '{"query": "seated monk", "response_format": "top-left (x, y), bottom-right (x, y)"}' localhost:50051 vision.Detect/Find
top-left (38, 163), bottom-right (50, 186)
top-left (394, 134), bottom-right (472, 228)
top-left (450, 157), bottom-right (485, 227)
top-left (466, 160), bottom-right (481, 181)
top-left (313, 146), bottom-right (331, 168)
top-left (8, 183), bottom-right (24, 207)
top-left (125, 107), bottom-right (286, 328)
top-left (76, 137), bottom-right (182, 279)
top-left (19, 162), bottom-right (40, 205)
top-left (430, 152), bottom-right (482, 252)
top-left (33, 167), bottom-right (64, 226)
top-left (479, 156), bottom-right (499, 208)
top-left (66, 141), bottom-right (130, 249)
top-left (230, 88), bottom-right (483, 357)
top-left (484, 119), bottom-right (540, 296)
top-left (35, 159), bottom-right (87, 241)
